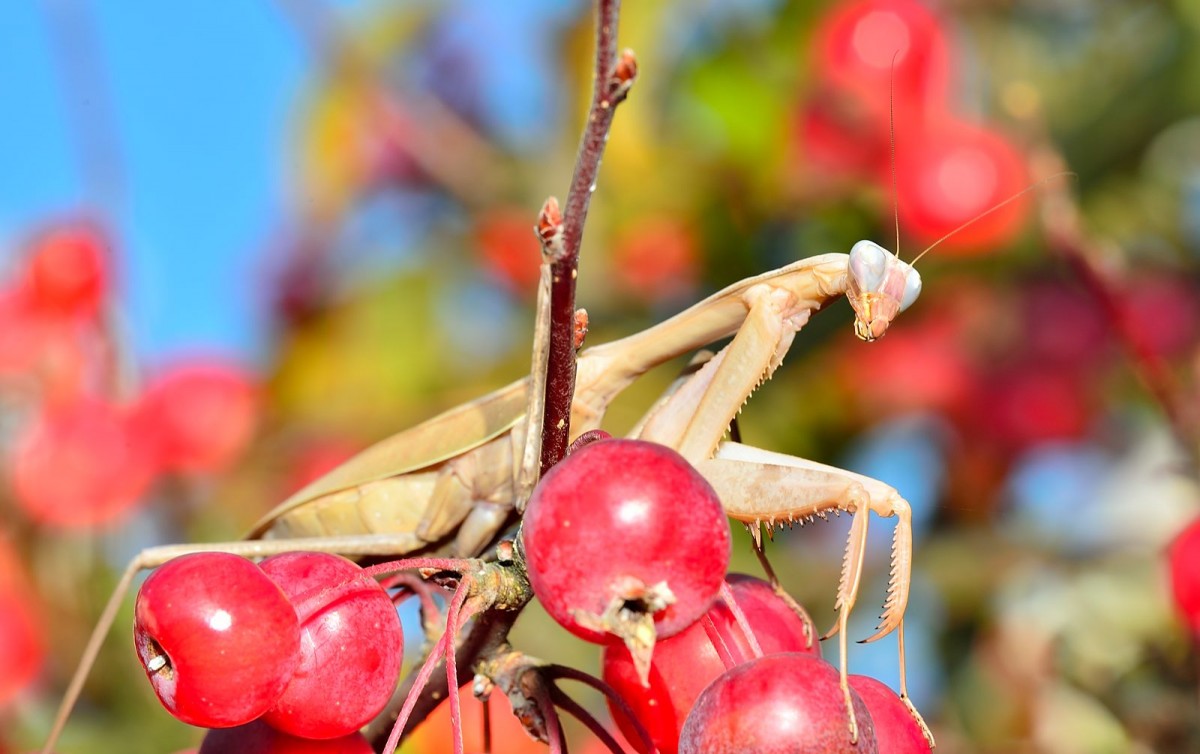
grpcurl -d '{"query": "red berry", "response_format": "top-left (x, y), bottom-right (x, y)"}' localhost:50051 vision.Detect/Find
top-left (522, 440), bottom-right (731, 647)
top-left (11, 399), bottom-right (157, 528)
top-left (1169, 517), bottom-right (1200, 635)
top-left (199, 720), bottom-right (374, 754)
top-left (848, 675), bottom-right (931, 753)
top-left (893, 117), bottom-right (1030, 255)
top-left (133, 552), bottom-right (301, 728)
top-left (973, 363), bottom-right (1089, 450)
top-left (24, 225), bottom-right (108, 318)
top-left (604, 574), bottom-right (818, 754)
top-left (812, 0), bottom-right (952, 117)
top-left (475, 208), bottom-right (542, 293)
top-left (0, 544), bottom-right (44, 707)
top-left (612, 218), bottom-right (699, 304)
top-left (679, 654), bottom-right (878, 753)
top-left (135, 360), bottom-right (260, 474)
top-left (259, 552), bottom-right (403, 739)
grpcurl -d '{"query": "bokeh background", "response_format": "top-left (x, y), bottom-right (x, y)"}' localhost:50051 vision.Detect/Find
top-left (3, 1), bottom-right (1200, 752)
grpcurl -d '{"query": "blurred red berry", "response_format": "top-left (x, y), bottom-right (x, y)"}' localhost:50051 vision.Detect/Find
top-left (135, 360), bottom-right (260, 474)
top-left (0, 290), bottom-right (48, 376)
top-left (0, 542), bottom-right (44, 707)
top-left (893, 117), bottom-right (1031, 255)
top-left (839, 317), bottom-right (974, 417)
top-left (812, 0), bottom-right (951, 118)
top-left (11, 399), bottom-right (157, 528)
top-left (475, 208), bottom-right (542, 294)
top-left (1020, 281), bottom-right (1110, 369)
top-left (285, 437), bottom-right (362, 495)
top-left (794, 91), bottom-right (889, 179)
top-left (973, 364), bottom-right (1090, 450)
top-left (1168, 517), bottom-right (1200, 636)
top-left (24, 225), bottom-right (109, 319)
top-left (1125, 275), bottom-right (1200, 360)
top-left (612, 218), bottom-right (699, 303)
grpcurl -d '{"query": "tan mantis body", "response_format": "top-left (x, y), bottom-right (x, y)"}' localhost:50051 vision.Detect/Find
top-left (41, 245), bottom-right (930, 752)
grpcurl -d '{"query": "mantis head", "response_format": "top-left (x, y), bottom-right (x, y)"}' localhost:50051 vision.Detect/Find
top-left (846, 240), bottom-right (921, 342)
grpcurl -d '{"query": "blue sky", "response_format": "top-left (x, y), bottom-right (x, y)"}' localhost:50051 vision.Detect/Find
top-left (0, 0), bottom-right (581, 369)
top-left (0, 3), bottom-right (308, 367)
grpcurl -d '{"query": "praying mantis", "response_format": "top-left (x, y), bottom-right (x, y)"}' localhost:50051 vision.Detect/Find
top-left (39, 237), bottom-right (928, 752)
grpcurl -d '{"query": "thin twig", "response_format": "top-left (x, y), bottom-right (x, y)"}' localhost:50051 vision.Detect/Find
top-left (539, 0), bottom-right (636, 475)
top-left (1036, 148), bottom-right (1200, 468)
top-left (545, 663), bottom-right (656, 753)
top-left (549, 685), bottom-right (629, 754)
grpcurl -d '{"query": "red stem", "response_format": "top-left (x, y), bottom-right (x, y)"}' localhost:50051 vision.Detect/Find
top-left (539, 0), bottom-right (630, 476)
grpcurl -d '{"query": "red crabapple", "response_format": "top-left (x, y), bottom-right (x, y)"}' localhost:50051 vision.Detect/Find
top-left (521, 439), bottom-right (731, 674)
top-left (893, 117), bottom-right (1030, 255)
top-left (604, 574), bottom-right (818, 754)
top-left (611, 218), bottom-right (699, 303)
top-left (475, 208), bottom-right (543, 293)
top-left (812, 0), bottom-right (951, 116)
top-left (134, 360), bottom-right (260, 474)
top-left (198, 720), bottom-right (374, 754)
top-left (133, 552), bottom-right (301, 728)
top-left (11, 399), bottom-right (157, 528)
top-left (1169, 516), bottom-right (1200, 635)
top-left (24, 225), bottom-right (108, 319)
top-left (0, 543), bottom-right (44, 707)
top-left (848, 675), bottom-right (931, 753)
top-left (259, 552), bottom-right (403, 739)
top-left (679, 654), bottom-right (878, 753)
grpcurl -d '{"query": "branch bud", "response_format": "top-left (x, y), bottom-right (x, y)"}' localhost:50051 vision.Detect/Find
top-left (535, 196), bottom-right (566, 262)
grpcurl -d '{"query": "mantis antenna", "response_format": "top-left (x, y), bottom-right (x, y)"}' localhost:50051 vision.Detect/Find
top-left (885, 51), bottom-right (1074, 267)
top-left (890, 51), bottom-right (901, 261)
top-left (908, 170), bottom-right (1077, 267)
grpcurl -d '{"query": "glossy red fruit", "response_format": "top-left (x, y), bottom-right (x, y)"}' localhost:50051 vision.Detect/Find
top-left (605, 574), bottom-right (818, 754)
top-left (0, 543), bottom-right (44, 707)
top-left (11, 399), bottom-right (157, 528)
top-left (259, 552), bottom-right (403, 739)
top-left (522, 439), bottom-right (731, 645)
top-left (199, 720), bottom-right (374, 754)
top-left (893, 118), bottom-right (1030, 255)
top-left (24, 225), bottom-right (108, 318)
top-left (848, 675), bottom-right (931, 753)
top-left (1168, 517), bottom-right (1200, 635)
top-left (812, 0), bottom-right (951, 117)
top-left (679, 654), bottom-right (878, 753)
top-left (133, 553), bottom-right (301, 728)
top-left (135, 361), bottom-right (260, 474)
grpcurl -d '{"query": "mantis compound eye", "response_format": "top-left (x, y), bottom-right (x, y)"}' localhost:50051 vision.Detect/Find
top-left (899, 264), bottom-right (922, 312)
top-left (848, 240), bottom-right (889, 293)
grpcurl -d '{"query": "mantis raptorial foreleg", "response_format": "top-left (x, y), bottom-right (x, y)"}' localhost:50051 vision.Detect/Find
top-left (623, 242), bottom-right (930, 745)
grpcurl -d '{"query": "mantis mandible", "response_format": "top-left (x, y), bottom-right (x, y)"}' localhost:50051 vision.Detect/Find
top-left (39, 239), bottom-right (926, 752)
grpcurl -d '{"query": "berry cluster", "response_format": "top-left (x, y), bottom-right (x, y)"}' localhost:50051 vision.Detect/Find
top-left (133, 551), bottom-right (402, 748)
top-left (0, 223), bottom-right (260, 530)
top-left (798, 0), bottom-right (1030, 255)
top-left (521, 439), bottom-right (931, 753)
